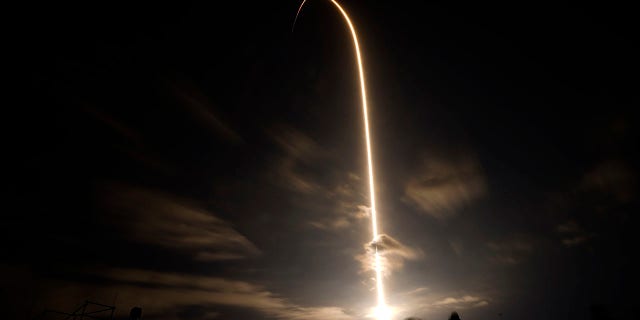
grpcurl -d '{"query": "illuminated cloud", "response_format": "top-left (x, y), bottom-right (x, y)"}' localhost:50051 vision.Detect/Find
top-left (404, 154), bottom-right (487, 219)
top-left (277, 156), bottom-right (321, 193)
top-left (271, 125), bottom-right (325, 163)
top-left (355, 234), bottom-right (422, 275)
top-left (309, 202), bottom-right (369, 231)
top-left (368, 234), bottom-right (421, 258)
top-left (473, 301), bottom-right (489, 307)
top-left (38, 268), bottom-right (355, 320)
top-left (433, 295), bottom-right (484, 306)
top-left (102, 185), bottom-right (260, 261)
top-left (270, 125), bottom-right (369, 231)
top-left (269, 125), bottom-right (326, 194)
top-left (172, 82), bottom-right (243, 144)
top-left (392, 287), bottom-right (490, 319)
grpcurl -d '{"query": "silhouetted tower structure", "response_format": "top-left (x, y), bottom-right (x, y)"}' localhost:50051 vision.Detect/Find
top-left (36, 300), bottom-right (115, 320)
top-left (449, 311), bottom-right (462, 320)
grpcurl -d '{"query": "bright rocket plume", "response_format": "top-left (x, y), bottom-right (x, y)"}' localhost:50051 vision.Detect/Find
top-left (293, 1), bottom-right (389, 319)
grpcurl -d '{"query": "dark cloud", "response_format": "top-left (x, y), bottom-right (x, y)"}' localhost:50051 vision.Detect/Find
top-left (486, 235), bottom-right (534, 265)
top-left (556, 220), bottom-right (593, 248)
top-left (555, 220), bottom-right (582, 234)
top-left (561, 236), bottom-right (589, 247)
top-left (580, 160), bottom-right (635, 204)
top-left (543, 160), bottom-right (636, 249)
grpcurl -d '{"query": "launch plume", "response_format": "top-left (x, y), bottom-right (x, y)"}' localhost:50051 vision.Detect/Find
top-left (292, 1), bottom-right (390, 318)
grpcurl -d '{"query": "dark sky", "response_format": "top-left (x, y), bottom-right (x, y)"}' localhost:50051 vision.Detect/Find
top-left (5, 1), bottom-right (639, 320)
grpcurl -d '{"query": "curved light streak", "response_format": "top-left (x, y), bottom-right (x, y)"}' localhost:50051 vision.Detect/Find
top-left (293, 1), bottom-right (388, 318)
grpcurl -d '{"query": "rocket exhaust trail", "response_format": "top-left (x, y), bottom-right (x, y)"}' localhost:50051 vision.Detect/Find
top-left (292, 1), bottom-right (388, 318)
top-left (291, 0), bottom-right (307, 32)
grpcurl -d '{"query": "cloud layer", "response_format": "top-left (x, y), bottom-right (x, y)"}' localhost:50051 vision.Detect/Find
top-left (38, 267), bottom-right (356, 320)
top-left (356, 234), bottom-right (422, 276)
top-left (392, 287), bottom-right (490, 320)
top-left (486, 235), bottom-right (534, 265)
top-left (405, 155), bottom-right (486, 219)
top-left (269, 125), bottom-right (370, 231)
top-left (103, 185), bottom-right (260, 261)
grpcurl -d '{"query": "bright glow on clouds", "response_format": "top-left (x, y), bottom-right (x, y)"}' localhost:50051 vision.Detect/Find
top-left (356, 234), bottom-right (422, 276)
top-left (390, 287), bottom-right (490, 319)
top-left (40, 268), bottom-right (356, 320)
top-left (433, 295), bottom-right (483, 306)
top-left (405, 154), bottom-right (486, 219)
top-left (102, 185), bottom-right (260, 260)
top-left (172, 83), bottom-right (244, 144)
top-left (270, 125), bottom-right (370, 231)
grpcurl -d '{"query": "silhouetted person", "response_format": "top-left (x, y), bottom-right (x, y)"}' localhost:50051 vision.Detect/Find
top-left (449, 311), bottom-right (461, 320)
top-left (129, 307), bottom-right (142, 320)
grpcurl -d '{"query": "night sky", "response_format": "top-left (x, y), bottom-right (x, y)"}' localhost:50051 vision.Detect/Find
top-left (5, 1), bottom-right (639, 320)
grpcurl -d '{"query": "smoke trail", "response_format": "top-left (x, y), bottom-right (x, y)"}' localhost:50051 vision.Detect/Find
top-left (292, 1), bottom-right (389, 319)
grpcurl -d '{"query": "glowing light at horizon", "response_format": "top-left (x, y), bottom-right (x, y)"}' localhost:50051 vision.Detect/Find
top-left (293, 1), bottom-right (390, 319)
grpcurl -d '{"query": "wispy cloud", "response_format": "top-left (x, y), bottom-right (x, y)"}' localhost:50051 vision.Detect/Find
top-left (83, 106), bottom-right (178, 175)
top-left (486, 235), bottom-right (534, 265)
top-left (404, 154), bottom-right (487, 219)
top-left (556, 220), bottom-right (592, 248)
top-left (277, 157), bottom-right (321, 193)
top-left (580, 160), bottom-right (635, 204)
top-left (392, 287), bottom-right (489, 320)
top-left (556, 220), bottom-right (582, 233)
top-left (269, 125), bottom-right (369, 231)
top-left (102, 184), bottom-right (260, 261)
top-left (172, 82), bottom-right (243, 144)
top-left (561, 236), bottom-right (589, 247)
top-left (433, 295), bottom-right (484, 306)
top-left (268, 125), bottom-right (327, 194)
top-left (355, 234), bottom-right (422, 276)
top-left (271, 125), bottom-right (325, 164)
top-left (40, 268), bottom-right (356, 320)
top-left (545, 160), bottom-right (634, 248)
top-left (307, 199), bottom-right (371, 232)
